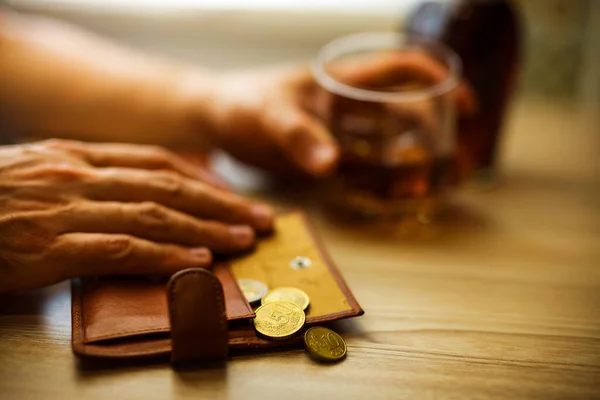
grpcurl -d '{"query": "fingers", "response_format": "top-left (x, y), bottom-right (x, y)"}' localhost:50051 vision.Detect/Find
top-left (329, 51), bottom-right (477, 116)
top-left (50, 232), bottom-right (212, 278)
top-left (56, 201), bottom-right (255, 253)
top-left (85, 167), bottom-right (274, 232)
top-left (263, 104), bottom-right (339, 176)
top-left (44, 139), bottom-right (229, 190)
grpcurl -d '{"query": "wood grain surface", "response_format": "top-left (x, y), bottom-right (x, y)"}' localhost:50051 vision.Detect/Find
top-left (0, 97), bottom-right (598, 400)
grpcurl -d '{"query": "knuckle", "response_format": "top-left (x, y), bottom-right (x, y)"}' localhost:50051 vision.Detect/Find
top-left (149, 146), bottom-right (173, 160)
top-left (54, 202), bottom-right (79, 216)
top-left (149, 154), bottom-right (176, 170)
top-left (103, 235), bottom-right (135, 261)
top-left (41, 138), bottom-right (75, 149)
top-left (138, 201), bottom-right (170, 229)
top-left (154, 170), bottom-right (184, 196)
top-left (40, 139), bottom-right (87, 156)
top-left (54, 201), bottom-right (89, 222)
top-left (144, 146), bottom-right (177, 166)
top-left (33, 163), bottom-right (91, 182)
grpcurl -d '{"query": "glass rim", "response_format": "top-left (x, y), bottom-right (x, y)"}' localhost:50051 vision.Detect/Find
top-left (311, 32), bottom-right (462, 103)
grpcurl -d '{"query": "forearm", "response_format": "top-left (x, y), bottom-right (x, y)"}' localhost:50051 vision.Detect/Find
top-left (0, 11), bottom-right (214, 146)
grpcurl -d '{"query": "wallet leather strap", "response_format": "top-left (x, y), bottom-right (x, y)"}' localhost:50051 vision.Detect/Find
top-left (167, 268), bottom-right (229, 363)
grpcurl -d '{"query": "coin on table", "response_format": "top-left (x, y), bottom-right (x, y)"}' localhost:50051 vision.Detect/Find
top-left (304, 326), bottom-right (347, 362)
top-left (261, 287), bottom-right (310, 311)
top-left (253, 300), bottom-right (306, 340)
top-left (237, 279), bottom-right (268, 303)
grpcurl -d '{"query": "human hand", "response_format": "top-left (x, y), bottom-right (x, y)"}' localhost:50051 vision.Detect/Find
top-left (185, 52), bottom-right (476, 177)
top-left (0, 140), bottom-right (274, 292)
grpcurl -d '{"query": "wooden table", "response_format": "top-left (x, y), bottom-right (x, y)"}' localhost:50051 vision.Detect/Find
top-left (1, 97), bottom-right (599, 399)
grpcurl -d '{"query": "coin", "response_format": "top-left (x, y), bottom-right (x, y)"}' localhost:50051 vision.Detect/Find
top-left (253, 301), bottom-right (306, 340)
top-left (261, 287), bottom-right (310, 311)
top-left (237, 279), bottom-right (268, 303)
top-left (304, 327), bottom-right (347, 362)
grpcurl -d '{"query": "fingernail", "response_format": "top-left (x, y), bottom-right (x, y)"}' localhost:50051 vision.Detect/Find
top-left (308, 145), bottom-right (338, 176)
top-left (189, 247), bottom-right (212, 264)
top-left (228, 225), bottom-right (255, 246)
top-left (251, 204), bottom-right (274, 231)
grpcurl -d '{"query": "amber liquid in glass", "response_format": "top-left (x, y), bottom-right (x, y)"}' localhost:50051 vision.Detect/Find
top-left (328, 81), bottom-right (453, 219)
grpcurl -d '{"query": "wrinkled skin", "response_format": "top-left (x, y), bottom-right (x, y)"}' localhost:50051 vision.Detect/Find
top-left (0, 140), bottom-right (274, 292)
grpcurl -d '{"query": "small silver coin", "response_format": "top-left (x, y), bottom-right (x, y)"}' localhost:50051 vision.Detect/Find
top-left (237, 279), bottom-right (268, 303)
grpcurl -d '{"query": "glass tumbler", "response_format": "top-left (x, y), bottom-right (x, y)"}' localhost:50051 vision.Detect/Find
top-left (311, 32), bottom-right (461, 222)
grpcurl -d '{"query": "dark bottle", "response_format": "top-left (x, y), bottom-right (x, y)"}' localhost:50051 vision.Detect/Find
top-left (405, 0), bottom-right (522, 186)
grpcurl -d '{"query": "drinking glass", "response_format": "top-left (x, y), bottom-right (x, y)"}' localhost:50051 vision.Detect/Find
top-left (312, 32), bottom-right (461, 222)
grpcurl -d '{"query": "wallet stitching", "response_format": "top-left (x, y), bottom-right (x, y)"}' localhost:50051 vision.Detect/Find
top-left (72, 282), bottom-right (80, 343)
top-left (84, 327), bottom-right (171, 343)
top-left (214, 263), bottom-right (254, 319)
top-left (83, 341), bottom-right (172, 358)
top-left (83, 266), bottom-right (243, 343)
top-left (300, 211), bottom-right (363, 314)
top-left (228, 336), bottom-right (303, 346)
top-left (73, 278), bottom-right (173, 344)
top-left (307, 309), bottom-right (358, 323)
top-left (71, 280), bottom-right (83, 347)
top-left (210, 271), bottom-right (228, 341)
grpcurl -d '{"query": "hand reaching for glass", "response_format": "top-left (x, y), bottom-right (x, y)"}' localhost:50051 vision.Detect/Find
top-left (181, 50), bottom-right (476, 178)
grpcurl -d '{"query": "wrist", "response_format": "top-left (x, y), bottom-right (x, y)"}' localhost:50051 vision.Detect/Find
top-left (173, 69), bottom-right (227, 149)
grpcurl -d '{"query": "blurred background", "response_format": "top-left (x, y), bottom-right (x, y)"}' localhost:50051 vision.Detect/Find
top-left (6, 0), bottom-right (598, 184)
top-left (6, 0), bottom-right (598, 101)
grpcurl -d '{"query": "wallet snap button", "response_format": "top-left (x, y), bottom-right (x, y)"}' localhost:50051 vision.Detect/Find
top-left (290, 256), bottom-right (312, 270)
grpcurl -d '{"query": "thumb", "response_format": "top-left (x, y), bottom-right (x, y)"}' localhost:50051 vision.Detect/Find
top-left (264, 104), bottom-right (339, 176)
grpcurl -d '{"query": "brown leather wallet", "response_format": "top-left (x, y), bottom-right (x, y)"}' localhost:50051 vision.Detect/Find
top-left (71, 211), bottom-right (364, 363)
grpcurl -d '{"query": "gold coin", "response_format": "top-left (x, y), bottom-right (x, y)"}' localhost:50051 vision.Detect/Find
top-left (253, 301), bottom-right (305, 340)
top-left (261, 287), bottom-right (310, 311)
top-left (304, 327), bottom-right (347, 362)
top-left (237, 279), bottom-right (268, 303)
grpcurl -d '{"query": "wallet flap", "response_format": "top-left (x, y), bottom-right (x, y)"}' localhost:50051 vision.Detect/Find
top-left (78, 263), bottom-right (252, 344)
top-left (230, 211), bottom-right (363, 323)
top-left (168, 269), bottom-right (228, 363)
